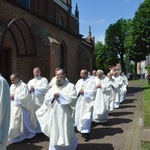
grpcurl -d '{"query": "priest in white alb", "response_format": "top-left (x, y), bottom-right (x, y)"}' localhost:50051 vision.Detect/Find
top-left (112, 71), bottom-right (123, 108)
top-left (119, 72), bottom-right (128, 102)
top-left (27, 67), bottom-right (49, 132)
top-left (36, 69), bottom-right (78, 150)
top-left (75, 69), bottom-right (96, 141)
top-left (9, 74), bottom-right (36, 143)
top-left (0, 74), bottom-right (10, 150)
top-left (107, 72), bottom-right (116, 113)
top-left (93, 70), bottom-right (111, 123)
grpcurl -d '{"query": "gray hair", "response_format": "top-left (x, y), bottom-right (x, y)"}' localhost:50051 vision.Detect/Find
top-left (97, 69), bottom-right (104, 74)
top-left (33, 67), bottom-right (41, 72)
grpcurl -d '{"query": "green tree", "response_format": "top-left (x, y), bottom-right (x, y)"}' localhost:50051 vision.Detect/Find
top-left (95, 41), bottom-right (118, 73)
top-left (125, 0), bottom-right (150, 75)
top-left (130, 0), bottom-right (150, 61)
top-left (105, 18), bottom-right (132, 73)
top-left (95, 41), bottom-right (106, 70)
top-left (125, 20), bottom-right (145, 76)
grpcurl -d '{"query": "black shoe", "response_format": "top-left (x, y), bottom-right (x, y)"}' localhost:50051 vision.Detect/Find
top-left (84, 133), bottom-right (90, 142)
top-left (92, 121), bottom-right (97, 127)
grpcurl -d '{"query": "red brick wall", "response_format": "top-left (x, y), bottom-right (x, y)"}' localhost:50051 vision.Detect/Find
top-left (0, 0), bottom-right (95, 85)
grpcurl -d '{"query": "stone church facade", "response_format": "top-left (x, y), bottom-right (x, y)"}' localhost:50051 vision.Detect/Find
top-left (0, 0), bottom-right (95, 84)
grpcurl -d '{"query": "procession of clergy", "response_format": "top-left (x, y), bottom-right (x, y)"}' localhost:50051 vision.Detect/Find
top-left (0, 66), bottom-right (128, 150)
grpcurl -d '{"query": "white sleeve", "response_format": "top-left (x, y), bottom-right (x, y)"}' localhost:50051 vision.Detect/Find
top-left (57, 94), bottom-right (70, 105)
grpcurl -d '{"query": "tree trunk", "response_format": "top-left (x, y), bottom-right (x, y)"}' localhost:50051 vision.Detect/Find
top-left (134, 61), bottom-right (137, 80)
top-left (120, 54), bottom-right (125, 72)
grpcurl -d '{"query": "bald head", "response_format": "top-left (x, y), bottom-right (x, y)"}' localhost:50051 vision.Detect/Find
top-left (97, 69), bottom-right (104, 78)
top-left (80, 69), bottom-right (88, 79)
top-left (10, 74), bottom-right (20, 84)
top-left (107, 72), bottom-right (113, 79)
top-left (33, 67), bottom-right (41, 78)
top-left (92, 70), bottom-right (97, 76)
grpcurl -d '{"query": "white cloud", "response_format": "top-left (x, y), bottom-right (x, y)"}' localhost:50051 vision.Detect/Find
top-left (95, 35), bottom-right (105, 44)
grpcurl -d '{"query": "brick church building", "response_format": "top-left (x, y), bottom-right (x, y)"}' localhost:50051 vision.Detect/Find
top-left (0, 0), bottom-right (95, 84)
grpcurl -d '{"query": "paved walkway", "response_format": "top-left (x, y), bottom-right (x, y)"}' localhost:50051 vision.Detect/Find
top-left (7, 82), bottom-right (150, 150)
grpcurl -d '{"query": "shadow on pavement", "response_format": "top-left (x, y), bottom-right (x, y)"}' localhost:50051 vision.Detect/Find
top-left (111, 111), bottom-right (133, 117)
top-left (91, 118), bottom-right (132, 127)
top-left (90, 127), bottom-right (123, 140)
top-left (119, 105), bottom-right (135, 109)
top-left (122, 99), bottom-right (137, 104)
top-left (7, 133), bottom-right (49, 150)
top-left (106, 118), bottom-right (132, 126)
top-left (7, 143), bottom-right (43, 150)
top-left (127, 86), bottom-right (143, 94)
top-left (78, 143), bottom-right (114, 150)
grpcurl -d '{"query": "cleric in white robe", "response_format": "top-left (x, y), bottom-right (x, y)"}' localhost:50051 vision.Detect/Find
top-left (93, 70), bottom-right (111, 123)
top-left (119, 72), bottom-right (128, 102)
top-left (0, 74), bottom-right (10, 150)
top-left (75, 69), bottom-right (96, 141)
top-left (36, 69), bottom-right (78, 150)
top-left (112, 71), bottom-right (123, 108)
top-left (27, 67), bottom-right (49, 132)
top-left (9, 74), bottom-right (36, 143)
top-left (27, 67), bottom-right (49, 111)
top-left (107, 72), bottom-right (116, 113)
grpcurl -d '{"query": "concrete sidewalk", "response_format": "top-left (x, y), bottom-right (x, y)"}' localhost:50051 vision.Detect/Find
top-left (7, 82), bottom-right (150, 150)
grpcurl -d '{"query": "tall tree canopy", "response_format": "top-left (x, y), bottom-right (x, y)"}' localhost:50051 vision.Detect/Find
top-left (95, 41), bottom-right (118, 73)
top-left (95, 42), bottom-right (107, 71)
top-left (105, 19), bottom-right (132, 72)
top-left (127, 0), bottom-right (150, 62)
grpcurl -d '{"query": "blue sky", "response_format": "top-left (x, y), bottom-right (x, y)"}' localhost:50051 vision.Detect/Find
top-left (72, 0), bottom-right (144, 43)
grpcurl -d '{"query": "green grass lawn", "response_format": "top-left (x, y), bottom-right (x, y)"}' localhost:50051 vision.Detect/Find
top-left (131, 80), bottom-right (150, 149)
top-left (141, 141), bottom-right (150, 150)
top-left (131, 80), bottom-right (150, 127)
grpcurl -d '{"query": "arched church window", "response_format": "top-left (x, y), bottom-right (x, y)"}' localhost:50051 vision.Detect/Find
top-left (60, 44), bottom-right (65, 68)
top-left (59, 17), bottom-right (63, 27)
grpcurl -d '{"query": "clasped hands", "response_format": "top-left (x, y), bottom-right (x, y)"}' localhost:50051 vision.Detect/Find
top-left (97, 83), bottom-right (101, 88)
top-left (54, 93), bottom-right (59, 99)
top-left (52, 93), bottom-right (59, 103)
top-left (79, 89), bottom-right (84, 94)
top-left (30, 86), bottom-right (34, 92)
top-left (10, 94), bottom-right (14, 100)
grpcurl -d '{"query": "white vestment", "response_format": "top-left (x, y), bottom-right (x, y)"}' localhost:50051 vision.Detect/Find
top-left (108, 78), bottom-right (116, 112)
top-left (27, 76), bottom-right (49, 111)
top-left (120, 75), bottom-right (128, 102)
top-left (90, 75), bottom-right (96, 81)
top-left (75, 77), bottom-right (96, 133)
top-left (112, 75), bottom-right (123, 108)
top-left (27, 76), bottom-right (49, 132)
top-left (0, 74), bottom-right (10, 150)
top-left (49, 76), bottom-right (56, 88)
top-left (36, 80), bottom-right (78, 150)
top-left (93, 75), bottom-right (111, 123)
top-left (9, 80), bottom-right (36, 143)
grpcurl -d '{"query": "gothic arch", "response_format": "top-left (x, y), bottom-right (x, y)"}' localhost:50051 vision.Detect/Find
top-left (0, 18), bottom-right (36, 57)
top-left (59, 41), bottom-right (67, 72)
